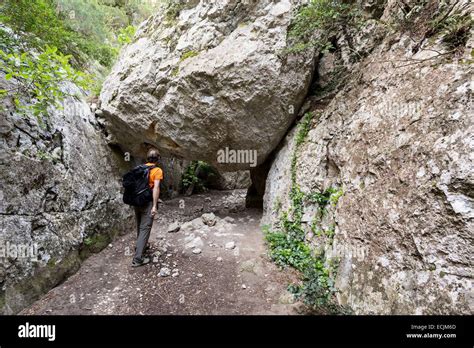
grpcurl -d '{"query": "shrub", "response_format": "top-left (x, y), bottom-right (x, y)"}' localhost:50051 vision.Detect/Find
top-left (287, 0), bottom-right (363, 53)
top-left (0, 46), bottom-right (91, 125)
top-left (118, 25), bottom-right (136, 45)
top-left (181, 160), bottom-right (216, 194)
top-left (438, 13), bottom-right (472, 50)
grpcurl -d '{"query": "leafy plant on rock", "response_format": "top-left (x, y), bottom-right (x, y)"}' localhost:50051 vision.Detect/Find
top-left (264, 111), bottom-right (348, 313)
top-left (0, 46), bottom-right (91, 126)
top-left (286, 0), bottom-right (363, 54)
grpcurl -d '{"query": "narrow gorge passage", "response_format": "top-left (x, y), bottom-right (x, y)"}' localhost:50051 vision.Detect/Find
top-left (21, 190), bottom-right (299, 315)
top-left (2, 0), bottom-right (472, 322)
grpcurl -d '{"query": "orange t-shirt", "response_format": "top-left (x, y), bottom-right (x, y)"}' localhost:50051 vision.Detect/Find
top-left (145, 163), bottom-right (163, 188)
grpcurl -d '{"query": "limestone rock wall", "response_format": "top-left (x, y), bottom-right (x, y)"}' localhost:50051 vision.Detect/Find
top-left (0, 78), bottom-right (134, 314)
top-left (263, 2), bottom-right (473, 314)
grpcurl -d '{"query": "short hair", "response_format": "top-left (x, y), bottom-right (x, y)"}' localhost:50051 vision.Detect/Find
top-left (146, 148), bottom-right (160, 163)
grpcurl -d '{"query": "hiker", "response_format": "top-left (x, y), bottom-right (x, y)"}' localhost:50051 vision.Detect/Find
top-left (122, 148), bottom-right (163, 267)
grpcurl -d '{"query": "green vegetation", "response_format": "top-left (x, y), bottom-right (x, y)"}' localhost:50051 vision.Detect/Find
top-left (182, 161), bottom-right (202, 191)
top-left (82, 231), bottom-right (112, 252)
top-left (0, 46), bottom-right (91, 125)
top-left (170, 49), bottom-right (200, 76)
top-left (118, 25), bottom-right (137, 45)
top-left (437, 13), bottom-right (472, 51)
top-left (395, 1), bottom-right (472, 54)
top-left (264, 112), bottom-right (348, 313)
top-left (0, 0), bottom-right (145, 68)
top-left (180, 50), bottom-right (199, 62)
top-left (0, 0), bottom-right (80, 60)
top-left (307, 186), bottom-right (344, 217)
top-left (171, 66), bottom-right (180, 77)
top-left (164, 0), bottom-right (185, 24)
top-left (0, 0), bottom-right (158, 126)
top-left (286, 0), bottom-right (363, 53)
top-left (36, 149), bottom-right (57, 162)
top-left (295, 111), bottom-right (314, 146)
top-left (181, 160), bottom-right (216, 194)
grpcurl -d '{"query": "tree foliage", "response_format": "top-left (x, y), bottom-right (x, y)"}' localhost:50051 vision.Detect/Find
top-left (0, 0), bottom-right (158, 125)
top-left (0, 46), bottom-right (91, 125)
top-left (0, 0), bottom-right (155, 68)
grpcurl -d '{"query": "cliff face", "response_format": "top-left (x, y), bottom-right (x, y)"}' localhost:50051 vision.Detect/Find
top-left (99, 0), bottom-right (315, 169)
top-left (0, 79), bottom-right (133, 314)
top-left (3, 0), bottom-right (471, 316)
top-left (98, 0), bottom-right (473, 314)
top-left (263, 1), bottom-right (473, 314)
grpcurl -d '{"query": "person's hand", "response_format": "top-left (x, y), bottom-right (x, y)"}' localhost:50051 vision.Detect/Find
top-left (151, 206), bottom-right (158, 218)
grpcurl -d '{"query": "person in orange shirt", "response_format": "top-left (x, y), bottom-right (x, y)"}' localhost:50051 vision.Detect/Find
top-left (132, 148), bottom-right (163, 267)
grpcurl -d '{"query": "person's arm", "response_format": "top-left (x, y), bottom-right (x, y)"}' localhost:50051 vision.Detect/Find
top-left (151, 180), bottom-right (160, 217)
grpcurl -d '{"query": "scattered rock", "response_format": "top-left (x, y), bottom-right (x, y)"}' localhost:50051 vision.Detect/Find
top-left (159, 267), bottom-right (171, 277)
top-left (181, 221), bottom-right (193, 230)
top-left (197, 273), bottom-right (203, 278)
top-left (225, 241), bottom-right (236, 250)
top-left (185, 236), bottom-right (204, 250)
top-left (242, 284), bottom-right (247, 289)
top-left (201, 213), bottom-right (217, 227)
top-left (158, 246), bottom-right (168, 253)
top-left (167, 221), bottom-right (180, 233)
top-left (223, 216), bottom-right (235, 223)
top-left (216, 257), bottom-right (223, 262)
top-left (191, 218), bottom-right (205, 229)
top-left (192, 248), bottom-right (202, 254)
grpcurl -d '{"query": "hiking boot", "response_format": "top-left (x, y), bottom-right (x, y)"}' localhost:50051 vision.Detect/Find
top-left (131, 257), bottom-right (150, 267)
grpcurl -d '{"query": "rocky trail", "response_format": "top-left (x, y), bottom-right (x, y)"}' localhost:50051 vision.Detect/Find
top-left (21, 190), bottom-right (301, 315)
top-left (3, 0), bottom-right (472, 317)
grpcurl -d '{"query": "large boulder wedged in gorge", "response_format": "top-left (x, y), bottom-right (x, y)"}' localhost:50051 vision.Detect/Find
top-left (99, 0), bottom-right (315, 170)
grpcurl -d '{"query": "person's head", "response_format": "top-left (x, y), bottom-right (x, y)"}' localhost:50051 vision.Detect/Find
top-left (146, 148), bottom-right (160, 164)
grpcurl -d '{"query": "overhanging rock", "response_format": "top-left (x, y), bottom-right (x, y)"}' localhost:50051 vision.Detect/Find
top-left (99, 0), bottom-right (315, 171)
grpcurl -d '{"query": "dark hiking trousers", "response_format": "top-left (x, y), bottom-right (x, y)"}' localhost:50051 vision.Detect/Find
top-left (134, 201), bottom-right (154, 262)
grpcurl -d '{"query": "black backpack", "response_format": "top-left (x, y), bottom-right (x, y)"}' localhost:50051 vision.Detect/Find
top-left (122, 164), bottom-right (156, 206)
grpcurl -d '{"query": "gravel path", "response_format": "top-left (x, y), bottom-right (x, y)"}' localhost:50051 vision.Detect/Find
top-left (21, 190), bottom-right (301, 315)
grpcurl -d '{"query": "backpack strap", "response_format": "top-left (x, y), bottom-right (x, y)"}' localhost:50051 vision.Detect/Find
top-left (145, 164), bottom-right (157, 181)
